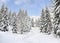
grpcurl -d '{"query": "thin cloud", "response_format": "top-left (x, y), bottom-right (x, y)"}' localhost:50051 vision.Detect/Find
top-left (14, 0), bottom-right (29, 5)
top-left (14, 0), bottom-right (41, 9)
top-left (14, 0), bottom-right (40, 5)
top-left (0, 0), bottom-right (10, 6)
top-left (0, 0), bottom-right (9, 3)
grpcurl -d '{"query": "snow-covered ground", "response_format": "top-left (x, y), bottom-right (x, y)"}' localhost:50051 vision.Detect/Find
top-left (0, 27), bottom-right (60, 43)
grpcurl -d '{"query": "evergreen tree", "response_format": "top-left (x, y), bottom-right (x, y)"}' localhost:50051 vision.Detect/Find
top-left (0, 4), bottom-right (8, 32)
top-left (8, 10), bottom-right (12, 26)
top-left (12, 12), bottom-right (17, 33)
top-left (40, 8), bottom-right (45, 32)
top-left (17, 9), bottom-right (31, 34)
top-left (7, 10), bottom-right (14, 32)
top-left (16, 9), bottom-right (24, 34)
top-left (22, 11), bottom-right (31, 33)
top-left (45, 7), bottom-right (52, 34)
top-left (31, 18), bottom-right (34, 27)
top-left (53, 0), bottom-right (60, 34)
top-left (40, 8), bottom-right (52, 34)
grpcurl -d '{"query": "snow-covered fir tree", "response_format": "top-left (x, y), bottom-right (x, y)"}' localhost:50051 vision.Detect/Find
top-left (0, 4), bottom-right (9, 32)
top-left (31, 18), bottom-right (34, 27)
top-left (22, 10), bottom-right (32, 32)
top-left (4, 9), bottom-right (17, 33)
top-left (40, 8), bottom-right (45, 32)
top-left (16, 9), bottom-right (31, 34)
top-left (40, 7), bottom-right (52, 34)
top-left (53, 0), bottom-right (60, 35)
top-left (11, 12), bottom-right (17, 33)
top-left (44, 7), bottom-right (52, 34)
top-left (0, 4), bottom-right (17, 33)
top-left (7, 10), bottom-right (12, 26)
top-left (16, 9), bottom-right (24, 34)
top-left (22, 16), bottom-right (31, 32)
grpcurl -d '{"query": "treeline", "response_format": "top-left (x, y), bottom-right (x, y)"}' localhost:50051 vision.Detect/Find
top-left (0, 0), bottom-right (60, 37)
top-left (36, 0), bottom-right (60, 37)
top-left (0, 4), bottom-right (32, 34)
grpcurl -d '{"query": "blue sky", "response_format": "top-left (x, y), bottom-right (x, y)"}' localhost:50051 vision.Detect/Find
top-left (0, 0), bottom-right (52, 16)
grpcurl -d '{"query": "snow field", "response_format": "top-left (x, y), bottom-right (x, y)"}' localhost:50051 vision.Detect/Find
top-left (0, 27), bottom-right (60, 43)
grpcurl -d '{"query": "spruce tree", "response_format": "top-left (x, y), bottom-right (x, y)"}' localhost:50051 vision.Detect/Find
top-left (31, 18), bottom-right (34, 27)
top-left (16, 9), bottom-right (31, 34)
top-left (53, 0), bottom-right (60, 34)
top-left (0, 4), bottom-right (8, 32)
top-left (40, 7), bottom-right (52, 34)
top-left (40, 8), bottom-right (45, 32)
top-left (45, 7), bottom-right (52, 34)
top-left (12, 12), bottom-right (17, 33)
